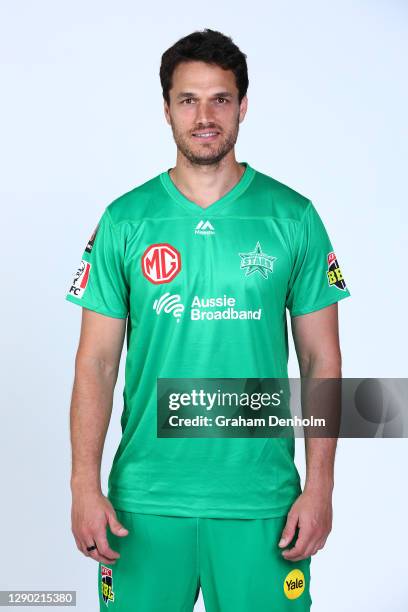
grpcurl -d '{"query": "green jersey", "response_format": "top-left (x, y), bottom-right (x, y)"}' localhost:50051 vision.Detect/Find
top-left (65, 161), bottom-right (351, 518)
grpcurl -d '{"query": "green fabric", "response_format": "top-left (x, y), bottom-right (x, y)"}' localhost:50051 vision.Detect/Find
top-left (66, 161), bottom-right (351, 518)
top-left (99, 510), bottom-right (312, 611)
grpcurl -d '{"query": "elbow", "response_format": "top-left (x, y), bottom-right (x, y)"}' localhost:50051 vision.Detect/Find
top-left (299, 349), bottom-right (343, 378)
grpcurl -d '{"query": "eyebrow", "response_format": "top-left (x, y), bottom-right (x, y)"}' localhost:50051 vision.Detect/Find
top-left (176, 91), bottom-right (233, 100)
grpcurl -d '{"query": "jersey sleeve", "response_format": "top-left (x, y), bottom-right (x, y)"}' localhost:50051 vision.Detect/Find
top-left (286, 200), bottom-right (351, 317)
top-left (65, 206), bottom-right (129, 319)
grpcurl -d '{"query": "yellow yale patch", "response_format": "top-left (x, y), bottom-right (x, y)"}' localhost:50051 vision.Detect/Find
top-left (283, 569), bottom-right (305, 599)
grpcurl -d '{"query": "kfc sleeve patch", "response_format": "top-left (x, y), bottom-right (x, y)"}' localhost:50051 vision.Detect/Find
top-left (68, 260), bottom-right (91, 298)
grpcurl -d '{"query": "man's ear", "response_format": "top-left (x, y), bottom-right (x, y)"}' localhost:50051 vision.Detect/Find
top-left (163, 100), bottom-right (171, 125)
top-left (239, 95), bottom-right (248, 123)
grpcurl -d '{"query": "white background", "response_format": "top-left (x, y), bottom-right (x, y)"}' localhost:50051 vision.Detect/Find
top-left (1, 0), bottom-right (407, 610)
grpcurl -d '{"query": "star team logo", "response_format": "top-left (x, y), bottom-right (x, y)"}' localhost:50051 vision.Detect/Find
top-left (239, 242), bottom-right (277, 279)
top-left (142, 243), bottom-right (181, 284)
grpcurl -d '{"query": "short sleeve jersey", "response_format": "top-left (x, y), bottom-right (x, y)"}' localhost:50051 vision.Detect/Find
top-left (65, 162), bottom-right (351, 518)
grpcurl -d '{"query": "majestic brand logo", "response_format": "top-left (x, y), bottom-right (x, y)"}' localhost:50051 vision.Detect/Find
top-left (101, 565), bottom-right (115, 606)
top-left (153, 292), bottom-right (184, 322)
top-left (142, 243), bottom-right (181, 284)
top-left (239, 242), bottom-right (277, 279)
top-left (68, 260), bottom-right (91, 298)
top-left (195, 220), bottom-right (215, 235)
top-left (283, 569), bottom-right (305, 600)
top-left (326, 251), bottom-right (347, 290)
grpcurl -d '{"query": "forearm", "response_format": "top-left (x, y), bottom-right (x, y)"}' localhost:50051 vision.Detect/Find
top-left (304, 438), bottom-right (335, 496)
top-left (301, 356), bottom-right (341, 495)
top-left (70, 354), bottom-right (118, 495)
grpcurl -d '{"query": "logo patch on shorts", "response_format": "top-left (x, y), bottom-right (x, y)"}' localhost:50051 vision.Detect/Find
top-left (141, 243), bottom-right (181, 284)
top-left (326, 251), bottom-right (347, 290)
top-left (85, 223), bottom-right (99, 253)
top-left (283, 569), bottom-right (305, 600)
top-left (68, 260), bottom-right (91, 298)
top-left (101, 565), bottom-right (115, 606)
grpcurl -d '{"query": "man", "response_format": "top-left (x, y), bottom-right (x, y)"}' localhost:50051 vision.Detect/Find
top-left (66, 28), bottom-right (350, 612)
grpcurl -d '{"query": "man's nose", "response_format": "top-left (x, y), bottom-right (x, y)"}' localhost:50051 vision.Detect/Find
top-left (194, 101), bottom-right (216, 125)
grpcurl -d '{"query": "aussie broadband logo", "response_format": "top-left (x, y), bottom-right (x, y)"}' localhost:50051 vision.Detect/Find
top-left (153, 292), bottom-right (185, 322)
top-left (153, 294), bottom-right (261, 321)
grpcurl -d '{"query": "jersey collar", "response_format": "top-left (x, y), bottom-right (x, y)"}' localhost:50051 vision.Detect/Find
top-left (159, 161), bottom-right (256, 216)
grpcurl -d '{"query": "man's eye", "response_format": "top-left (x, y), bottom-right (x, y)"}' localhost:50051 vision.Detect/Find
top-left (181, 98), bottom-right (228, 104)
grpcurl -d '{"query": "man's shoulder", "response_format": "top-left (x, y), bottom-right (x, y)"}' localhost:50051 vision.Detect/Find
top-left (105, 171), bottom-right (163, 224)
top-left (252, 166), bottom-right (312, 222)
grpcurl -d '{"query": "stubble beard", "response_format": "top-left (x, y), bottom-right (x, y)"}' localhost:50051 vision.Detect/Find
top-left (169, 115), bottom-right (240, 167)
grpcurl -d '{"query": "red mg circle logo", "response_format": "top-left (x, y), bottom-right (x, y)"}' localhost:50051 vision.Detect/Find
top-left (141, 243), bottom-right (181, 284)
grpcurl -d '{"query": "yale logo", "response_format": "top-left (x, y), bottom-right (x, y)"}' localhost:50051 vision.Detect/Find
top-left (195, 220), bottom-right (215, 235)
top-left (283, 569), bottom-right (305, 600)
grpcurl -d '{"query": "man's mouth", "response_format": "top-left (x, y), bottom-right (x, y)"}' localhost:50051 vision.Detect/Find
top-left (192, 130), bottom-right (220, 140)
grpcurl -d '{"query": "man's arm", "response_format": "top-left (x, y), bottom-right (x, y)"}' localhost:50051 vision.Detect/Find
top-left (70, 308), bottom-right (129, 565)
top-left (278, 303), bottom-right (341, 561)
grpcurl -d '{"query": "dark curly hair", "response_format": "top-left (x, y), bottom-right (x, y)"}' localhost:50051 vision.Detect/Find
top-left (159, 28), bottom-right (248, 106)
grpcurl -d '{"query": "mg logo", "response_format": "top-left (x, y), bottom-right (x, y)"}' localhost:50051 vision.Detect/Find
top-left (142, 243), bottom-right (181, 284)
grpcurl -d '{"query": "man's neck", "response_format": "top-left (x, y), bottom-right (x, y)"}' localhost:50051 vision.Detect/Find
top-left (168, 155), bottom-right (245, 209)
